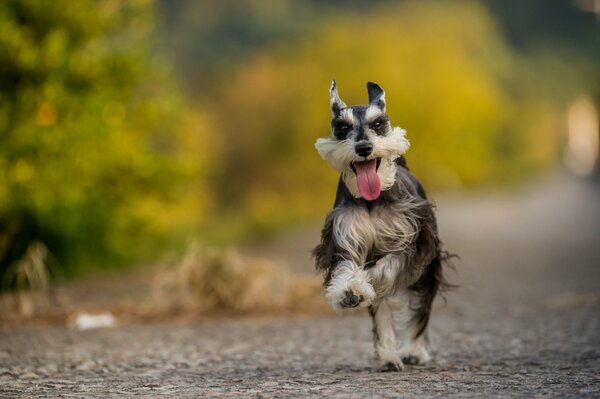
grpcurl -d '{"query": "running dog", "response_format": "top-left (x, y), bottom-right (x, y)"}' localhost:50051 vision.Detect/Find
top-left (313, 80), bottom-right (451, 371)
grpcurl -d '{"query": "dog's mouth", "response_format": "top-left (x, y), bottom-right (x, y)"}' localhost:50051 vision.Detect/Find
top-left (349, 158), bottom-right (381, 174)
top-left (350, 158), bottom-right (382, 201)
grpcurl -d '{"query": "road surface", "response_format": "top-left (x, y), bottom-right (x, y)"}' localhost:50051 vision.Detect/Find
top-left (1, 175), bottom-right (599, 397)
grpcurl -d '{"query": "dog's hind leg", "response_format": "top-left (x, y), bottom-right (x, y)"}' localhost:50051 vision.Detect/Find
top-left (390, 257), bottom-right (442, 365)
top-left (389, 290), bottom-right (431, 365)
top-left (369, 300), bottom-right (403, 371)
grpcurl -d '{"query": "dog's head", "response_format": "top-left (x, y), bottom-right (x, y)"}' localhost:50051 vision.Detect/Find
top-left (315, 81), bottom-right (410, 201)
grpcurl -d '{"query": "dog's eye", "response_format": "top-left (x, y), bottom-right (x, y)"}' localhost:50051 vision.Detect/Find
top-left (370, 118), bottom-right (388, 132)
top-left (333, 123), bottom-right (350, 139)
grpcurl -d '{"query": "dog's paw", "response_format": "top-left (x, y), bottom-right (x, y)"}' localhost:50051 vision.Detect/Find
top-left (325, 265), bottom-right (375, 310)
top-left (401, 355), bottom-right (422, 365)
top-left (399, 346), bottom-right (430, 366)
top-left (378, 360), bottom-right (404, 372)
top-left (340, 290), bottom-right (363, 308)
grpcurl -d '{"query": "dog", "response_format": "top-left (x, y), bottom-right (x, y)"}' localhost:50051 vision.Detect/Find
top-left (313, 80), bottom-right (450, 371)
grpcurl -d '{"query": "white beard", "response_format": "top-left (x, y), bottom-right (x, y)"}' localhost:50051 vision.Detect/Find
top-left (315, 126), bottom-right (410, 199)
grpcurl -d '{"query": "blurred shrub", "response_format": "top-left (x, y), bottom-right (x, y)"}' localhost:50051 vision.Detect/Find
top-left (209, 1), bottom-right (567, 234)
top-left (0, 0), bottom-right (214, 281)
top-left (149, 243), bottom-right (327, 315)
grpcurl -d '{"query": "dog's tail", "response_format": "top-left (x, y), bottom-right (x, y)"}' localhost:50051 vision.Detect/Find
top-left (409, 248), bottom-right (458, 339)
top-left (438, 249), bottom-right (459, 293)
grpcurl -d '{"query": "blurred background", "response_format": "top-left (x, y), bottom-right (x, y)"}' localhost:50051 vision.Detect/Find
top-left (0, 0), bottom-right (599, 325)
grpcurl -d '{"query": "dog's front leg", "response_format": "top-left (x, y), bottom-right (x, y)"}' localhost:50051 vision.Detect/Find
top-left (367, 254), bottom-right (405, 298)
top-left (315, 207), bottom-right (376, 311)
top-left (369, 300), bottom-right (403, 371)
top-left (325, 260), bottom-right (375, 310)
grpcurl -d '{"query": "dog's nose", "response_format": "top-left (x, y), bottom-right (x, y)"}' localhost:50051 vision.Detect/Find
top-left (355, 142), bottom-right (373, 157)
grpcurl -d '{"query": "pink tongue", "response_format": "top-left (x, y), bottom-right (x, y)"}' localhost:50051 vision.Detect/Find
top-left (353, 159), bottom-right (381, 201)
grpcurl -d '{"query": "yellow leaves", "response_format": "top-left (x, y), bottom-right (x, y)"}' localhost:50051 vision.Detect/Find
top-left (35, 102), bottom-right (57, 127)
top-left (11, 159), bottom-right (35, 183)
top-left (102, 101), bottom-right (126, 127)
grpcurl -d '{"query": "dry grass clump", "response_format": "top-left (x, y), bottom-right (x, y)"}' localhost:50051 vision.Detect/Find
top-left (1, 242), bottom-right (332, 329)
top-left (1, 241), bottom-right (53, 318)
top-left (149, 243), bottom-right (330, 316)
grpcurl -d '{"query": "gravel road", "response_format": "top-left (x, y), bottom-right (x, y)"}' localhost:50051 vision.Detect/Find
top-left (1, 176), bottom-right (599, 398)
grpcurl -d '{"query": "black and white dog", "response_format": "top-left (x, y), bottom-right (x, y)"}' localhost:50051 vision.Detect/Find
top-left (313, 81), bottom-right (450, 371)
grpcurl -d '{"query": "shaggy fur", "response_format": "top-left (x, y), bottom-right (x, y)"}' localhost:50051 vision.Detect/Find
top-left (313, 80), bottom-right (451, 371)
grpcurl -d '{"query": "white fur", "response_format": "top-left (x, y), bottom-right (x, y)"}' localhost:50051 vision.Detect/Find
top-left (325, 260), bottom-right (375, 310)
top-left (369, 201), bottom-right (419, 255)
top-left (315, 126), bottom-right (410, 199)
top-left (369, 254), bottom-right (405, 298)
top-left (331, 201), bottom-right (419, 272)
top-left (388, 290), bottom-right (431, 364)
top-left (340, 108), bottom-right (356, 126)
top-left (378, 93), bottom-right (386, 112)
top-left (370, 126), bottom-right (410, 161)
top-left (332, 206), bottom-right (375, 265)
top-left (330, 82), bottom-right (347, 112)
top-left (314, 137), bottom-right (355, 173)
top-left (372, 300), bottom-right (403, 370)
top-left (399, 334), bottom-right (431, 364)
top-left (365, 105), bottom-right (383, 122)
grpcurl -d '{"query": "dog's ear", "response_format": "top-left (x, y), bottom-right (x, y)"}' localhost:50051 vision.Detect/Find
top-left (330, 80), bottom-right (347, 116)
top-left (367, 81), bottom-right (386, 112)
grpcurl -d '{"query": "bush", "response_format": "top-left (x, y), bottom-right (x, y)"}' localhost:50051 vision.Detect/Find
top-left (0, 0), bottom-right (213, 281)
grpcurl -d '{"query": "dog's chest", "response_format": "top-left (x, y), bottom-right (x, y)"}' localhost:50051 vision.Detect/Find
top-left (333, 203), bottom-right (418, 262)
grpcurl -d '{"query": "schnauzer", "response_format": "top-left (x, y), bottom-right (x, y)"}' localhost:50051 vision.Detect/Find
top-left (313, 80), bottom-right (450, 371)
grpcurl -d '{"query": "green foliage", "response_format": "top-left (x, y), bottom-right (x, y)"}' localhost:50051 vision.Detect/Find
top-left (0, 0), bottom-right (212, 280)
